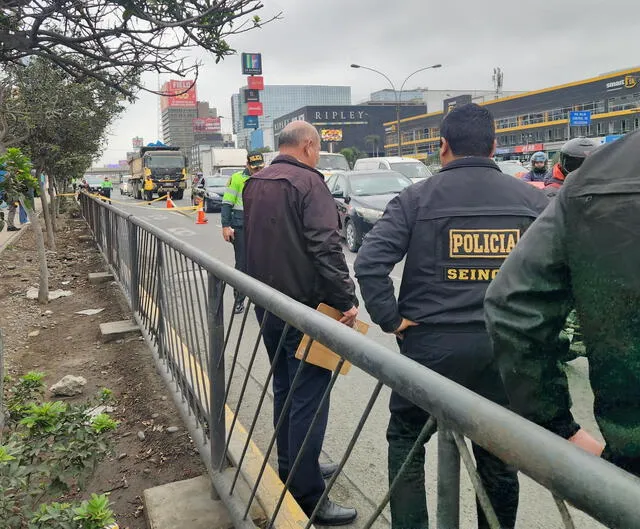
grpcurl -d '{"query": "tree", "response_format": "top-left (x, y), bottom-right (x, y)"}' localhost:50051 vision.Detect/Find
top-left (0, 147), bottom-right (48, 303)
top-left (0, 1), bottom-right (280, 96)
top-left (340, 147), bottom-right (363, 169)
top-left (364, 134), bottom-right (381, 157)
top-left (7, 58), bottom-right (126, 242)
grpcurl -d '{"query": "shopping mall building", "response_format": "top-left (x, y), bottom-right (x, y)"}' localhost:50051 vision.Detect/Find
top-left (384, 67), bottom-right (640, 161)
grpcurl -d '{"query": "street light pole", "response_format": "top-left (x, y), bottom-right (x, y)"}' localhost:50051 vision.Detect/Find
top-left (351, 63), bottom-right (442, 156)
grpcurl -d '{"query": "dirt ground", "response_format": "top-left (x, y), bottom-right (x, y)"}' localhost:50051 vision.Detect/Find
top-left (0, 212), bottom-right (205, 529)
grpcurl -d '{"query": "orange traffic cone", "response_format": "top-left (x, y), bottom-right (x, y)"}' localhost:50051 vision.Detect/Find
top-left (166, 194), bottom-right (175, 209)
top-left (195, 204), bottom-right (208, 225)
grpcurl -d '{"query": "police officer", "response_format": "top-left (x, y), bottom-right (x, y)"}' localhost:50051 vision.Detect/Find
top-left (485, 131), bottom-right (640, 476)
top-left (221, 151), bottom-right (264, 314)
top-left (100, 176), bottom-right (113, 201)
top-left (521, 151), bottom-right (549, 182)
top-left (354, 104), bottom-right (549, 529)
top-left (544, 137), bottom-right (598, 198)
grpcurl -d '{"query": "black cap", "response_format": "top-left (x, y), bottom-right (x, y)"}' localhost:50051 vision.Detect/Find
top-left (247, 151), bottom-right (265, 168)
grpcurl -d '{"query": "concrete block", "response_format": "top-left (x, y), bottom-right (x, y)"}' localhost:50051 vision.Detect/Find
top-left (143, 472), bottom-right (265, 529)
top-left (88, 272), bottom-right (114, 284)
top-left (100, 320), bottom-right (140, 343)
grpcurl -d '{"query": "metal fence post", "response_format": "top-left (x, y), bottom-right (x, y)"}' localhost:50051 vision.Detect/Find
top-left (437, 427), bottom-right (461, 529)
top-left (208, 273), bottom-right (226, 471)
top-left (156, 242), bottom-right (166, 358)
top-left (129, 222), bottom-right (139, 312)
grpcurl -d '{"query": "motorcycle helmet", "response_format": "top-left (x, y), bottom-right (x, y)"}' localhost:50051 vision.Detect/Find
top-left (530, 151), bottom-right (548, 174)
top-left (559, 137), bottom-right (599, 175)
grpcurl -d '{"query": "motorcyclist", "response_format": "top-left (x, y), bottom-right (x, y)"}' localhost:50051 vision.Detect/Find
top-left (521, 151), bottom-right (548, 182)
top-left (544, 137), bottom-right (599, 198)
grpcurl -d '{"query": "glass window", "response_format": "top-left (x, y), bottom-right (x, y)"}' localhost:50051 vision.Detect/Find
top-left (332, 175), bottom-right (346, 195)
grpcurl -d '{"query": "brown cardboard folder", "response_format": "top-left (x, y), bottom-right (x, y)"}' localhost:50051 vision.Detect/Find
top-left (295, 303), bottom-right (369, 375)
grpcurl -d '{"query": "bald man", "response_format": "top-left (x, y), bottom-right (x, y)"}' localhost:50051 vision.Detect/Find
top-left (243, 121), bottom-right (358, 525)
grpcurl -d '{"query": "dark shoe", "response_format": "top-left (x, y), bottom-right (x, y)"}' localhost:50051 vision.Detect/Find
top-left (233, 300), bottom-right (245, 315)
top-left (311, 499), bottom-right (357, 526)
top-left (320, 461), bottom-right (340, 480)
top-left (7, 226), bottom-right (20, 232)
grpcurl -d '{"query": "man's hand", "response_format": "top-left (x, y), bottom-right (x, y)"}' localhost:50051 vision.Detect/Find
top-left (222, 227), bottom-right (235, 242)
top-left (339, 306), bottom-right (359, 327)
top-left (568, 428), bottom-right (604, 457)
top-left (393, 318), bottom-right (418, 338)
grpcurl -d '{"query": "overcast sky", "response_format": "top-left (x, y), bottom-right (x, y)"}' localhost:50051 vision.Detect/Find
top-left (97, 0), bottom-right (640, 164)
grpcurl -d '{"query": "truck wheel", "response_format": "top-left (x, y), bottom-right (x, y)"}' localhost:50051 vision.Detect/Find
top-left (145, 190), bottom-right (153, 201)
top-left (174, 190), bottom-right (184, 200)
top-left (135, 186), bottom-right (142, 200)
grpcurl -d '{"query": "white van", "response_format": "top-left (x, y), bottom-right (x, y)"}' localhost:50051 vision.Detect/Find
top-left (262, 150), bottom-right (349, 179)
top-left (354, 156), bottom-right (433, 183)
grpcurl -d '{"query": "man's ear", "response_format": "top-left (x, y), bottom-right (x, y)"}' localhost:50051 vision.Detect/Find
top-left (490, 139), bottom-right (497, 158)
top-left (439, 137), bottom-right (449, 158)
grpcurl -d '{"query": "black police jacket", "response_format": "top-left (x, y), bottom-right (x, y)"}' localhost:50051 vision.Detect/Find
top-left (243, 155), bottom-right (357, 313)
top-left (485, 131), bottom-right (640, 466)
top-left (355, 157), bottom-right (548, 333)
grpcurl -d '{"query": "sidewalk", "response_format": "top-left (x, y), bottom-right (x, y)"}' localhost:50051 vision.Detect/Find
top-left (0, 200), bottom-right (43, 255)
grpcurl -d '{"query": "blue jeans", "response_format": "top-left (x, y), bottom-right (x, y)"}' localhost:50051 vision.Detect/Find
top-left (255, 307), bottom-right (331, 514)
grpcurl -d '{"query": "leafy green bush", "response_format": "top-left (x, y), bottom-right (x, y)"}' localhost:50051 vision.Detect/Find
top-left (0, 373), bottom-right (118, 528)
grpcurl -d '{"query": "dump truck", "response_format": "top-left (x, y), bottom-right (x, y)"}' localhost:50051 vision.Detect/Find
top-left (128, 143), bottom-right (187, 201)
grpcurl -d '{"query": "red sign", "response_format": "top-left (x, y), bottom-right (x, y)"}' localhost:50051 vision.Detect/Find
top-left (160, 80), bottom-right (197, 110)
top-left (246, 101), bottom-right (263, 116)
top-left (514, 143), bottom-right (544, 154)
top-left (192, 117), bottom-right (221, 133)
top-left (247, 76), bottom-right (264, 90)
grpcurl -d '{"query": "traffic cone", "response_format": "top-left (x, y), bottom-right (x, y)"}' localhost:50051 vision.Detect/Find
top-left (195, 204), bottom-right (208, 225)
top-left (166, 193), bottom-right (175, 209)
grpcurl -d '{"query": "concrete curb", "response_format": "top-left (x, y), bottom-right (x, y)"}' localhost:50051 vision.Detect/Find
top-left (0, 223), bottom-right (30, 258)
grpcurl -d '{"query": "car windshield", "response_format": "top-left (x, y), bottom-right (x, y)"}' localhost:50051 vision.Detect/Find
top-left (317, 154), bottom-right (349, 171)
top-left (85, 176), bottom-right (102, 185)
top-left (498, 163), bottom-right (526, 177)
top-left (205, 176), bottom-right (228, 187)
top-left (349, 172), bottom-right (412, 196)
top-left (389, 162), bottom-right (432, 180)
top-left (220, 167), bottom-right (244, 176)
top-left (145, 155), bottom-right (184, 169)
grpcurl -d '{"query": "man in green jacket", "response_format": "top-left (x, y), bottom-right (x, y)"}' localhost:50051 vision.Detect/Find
top-left (485, 131), bottom-right (640, 473)
top-left (221, 151), bottom-right (264, 314)
top-left (100, 176), bottom-right (113, 201)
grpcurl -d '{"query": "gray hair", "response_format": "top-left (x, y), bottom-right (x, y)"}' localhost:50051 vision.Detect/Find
top-left (278, 121), bottom-right (319, 148)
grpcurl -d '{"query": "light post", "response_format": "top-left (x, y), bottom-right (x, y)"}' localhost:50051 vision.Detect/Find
top-left (351, 63), bottom-right (442, 156)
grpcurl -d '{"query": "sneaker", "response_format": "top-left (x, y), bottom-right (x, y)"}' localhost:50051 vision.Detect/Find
top-left (7, 226), bottom-right (20, 232)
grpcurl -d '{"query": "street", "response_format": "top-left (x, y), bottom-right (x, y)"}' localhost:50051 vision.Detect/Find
top-left (112, 189), bottom-right (605, 528)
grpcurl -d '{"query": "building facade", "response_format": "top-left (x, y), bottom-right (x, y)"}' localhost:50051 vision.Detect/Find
top-left (273, 104), bottom-right (427, 156)
top-left (384, 67), bottom-right (640, 161)
top-left (231, 85), bottom-right (351, 149)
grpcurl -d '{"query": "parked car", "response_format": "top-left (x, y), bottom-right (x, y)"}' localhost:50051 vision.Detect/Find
top-left (84, 175), bottom-right (103, 193)
top-left (497, 160), bottom-right (528, 179)
top-left (326, 170), bottom-right (412, 252)
top-left (119, 176), bottom-right (131, 195)
top-left (191, 175), bottom-right (228, 212)
top-left (353, 156), bottom-right (432, 183)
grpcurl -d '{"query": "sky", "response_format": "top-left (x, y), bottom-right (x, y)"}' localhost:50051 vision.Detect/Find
top-left (97, 0), bottom-right (640, 165)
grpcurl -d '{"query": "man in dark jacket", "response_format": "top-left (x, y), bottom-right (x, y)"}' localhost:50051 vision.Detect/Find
top-left (485, 130), bottom-right (640, 475)
top-left (354, 104), bottom-right (549, 529)
top-left (243, 121), bottom-right (359, 525)
top-left (544, 137), bottom-right (599, 199)
top-left (521, 151), bottom-right (549, 183)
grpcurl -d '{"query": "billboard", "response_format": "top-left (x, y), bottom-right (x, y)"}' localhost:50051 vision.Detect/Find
top-left (247, 76), bottom-right (264, 90)
top-left (246, 101), bottom-right (263, 116)
top-left (244, 89), bottom-right (260, 103)
top-left (241, 53), bottom-right (263, 75)
top-left (192, 117), bottom-right (221, 133)
top-left (160, 80), bottom-right (197, 110)
top-left (321, 129), bottom-right (343, 142)
top-left (443, 94), bottom-right (472, 115)
top-left (244, 116), bottom-right (259, 129)
top-left (132, 136), bottom-right (143, 149)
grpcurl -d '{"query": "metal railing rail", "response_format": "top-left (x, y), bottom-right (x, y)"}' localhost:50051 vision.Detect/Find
top-left (80, 193), bottom-right (640, 529)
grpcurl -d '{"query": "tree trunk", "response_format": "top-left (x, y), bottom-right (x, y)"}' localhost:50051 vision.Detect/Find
top-left (22, 199), bottom-right (49, 304)
top-left (0, 329), bottom-right (4, 434)
top-left (47, 175), bottom-right (57, 232)
top-left (38, 173), bottom-right (56, 251)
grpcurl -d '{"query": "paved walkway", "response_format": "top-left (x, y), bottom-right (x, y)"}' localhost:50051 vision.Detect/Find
top-left (0, 201), bottom-right (43, 255)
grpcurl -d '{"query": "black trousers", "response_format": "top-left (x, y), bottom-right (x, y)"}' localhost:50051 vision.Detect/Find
top-left (255, 307), bottom-right (331, 514)
top-left (232, 226), bottom-right (246, 302)
top-left (387, 325), bottom-right (519, 529)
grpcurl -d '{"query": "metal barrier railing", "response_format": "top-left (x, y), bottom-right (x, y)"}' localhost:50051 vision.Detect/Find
top-left (80, 193), bottom-right (640, 529)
